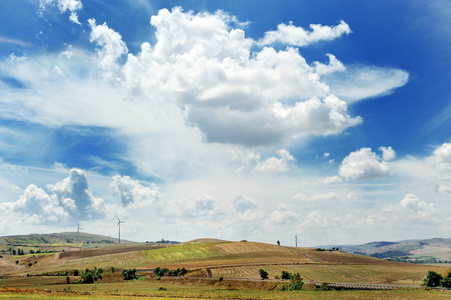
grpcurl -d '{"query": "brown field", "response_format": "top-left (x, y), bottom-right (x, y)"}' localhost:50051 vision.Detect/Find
top-left (1, 239), bottom-right (450, 299)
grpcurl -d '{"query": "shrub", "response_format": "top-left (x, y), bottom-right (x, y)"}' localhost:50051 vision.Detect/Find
top-left (281, 271), bottom-right (291, 280)
top-left (123, 268), bottom-right (138, 280)
top-left (66, 276), bottom-right (70, 284)
top-left (259, 269), bottom-right (268, 279)
top-left (155, 267), bottom-right (165, 277)
top-left (219, 276), bottom-right (223, 282)
top-left (278, 272), bottom-right (304, 291)
top-left (110, 266), bottom-right (116, 273)
top-left (28, 263), bottom-right (32, 267)
top-left (288, 280), bottom-right (304, 291)
top-left (318, 282), bottom-right (332, 291)
top-left (73, 269), bottom-right (79, 276)
top-left (158, 287), bottom-right (167, 291)
top-left (80, 267), bottom-right (104, 283)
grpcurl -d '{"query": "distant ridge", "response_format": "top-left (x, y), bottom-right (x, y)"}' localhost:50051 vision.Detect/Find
top-left (329, 237), bottom-right (451, 263)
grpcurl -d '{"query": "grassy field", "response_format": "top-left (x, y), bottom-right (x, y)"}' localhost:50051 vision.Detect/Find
top-left (1, 280), bottom-right (451, 300)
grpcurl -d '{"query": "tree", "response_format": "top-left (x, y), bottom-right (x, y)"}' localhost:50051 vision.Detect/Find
top-left (259, 269), bottom-right (268, 279)
top-left (423, 270), bottom-right (443, 287)
top-left (441, 269), bottom-right (451, 288)
top-left (155, 267), bottom-right (165, 277)
top-left (281, 271), bottom-right (291, 280)
top-left (277, 240), bottom-right (280, 246)
top-left (123, 268), bottom-right (137, 280)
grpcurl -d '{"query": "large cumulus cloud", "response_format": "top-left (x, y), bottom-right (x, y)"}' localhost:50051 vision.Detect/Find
top-left (0, 169), bottom-right (107, 224)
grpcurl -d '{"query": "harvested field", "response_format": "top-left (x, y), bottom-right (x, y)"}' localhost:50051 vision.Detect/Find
top-left (58, 244), bottom-right (167, 260)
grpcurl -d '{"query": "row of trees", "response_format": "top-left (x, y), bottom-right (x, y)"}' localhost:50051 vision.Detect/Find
top-left (5, 247), bottom-right (41, 255)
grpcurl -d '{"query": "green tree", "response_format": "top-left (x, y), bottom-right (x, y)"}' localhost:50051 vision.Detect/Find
top-left (281, 270), bottom-right (291, 280)
top-left (259, 269), bottom-right (268, 279)
top-left (155, 267), bottom-right (165, 277)
top-left (441, 269), bottom-right (451, 288)
top-left (423, 270), bottom-right (443, 287)
top-left (123, 268), bottom-right (137, 280)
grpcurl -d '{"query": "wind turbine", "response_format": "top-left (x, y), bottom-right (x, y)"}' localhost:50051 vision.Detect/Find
top-left (76, 222), bottom-right (84, 244)
top-left (295, 234), bottom-right (300, 247)
top-left (116, 216), bottom-right (125, 244)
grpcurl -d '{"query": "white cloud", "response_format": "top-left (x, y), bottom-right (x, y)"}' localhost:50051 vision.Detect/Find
top-left (313, 54), bottom-right (346, 75)
top-left (301, 194), bottom-right (439, 232)
top-left (48, 169), bottom-right (107, 219)
top-left (255, 149), bottom-right (295, 172)
top-left (233, 194), bottom-right (256, 213)
top-left (111, 175), bottom-right (161, 208)
top-left (0, 169), bottom-right (107, 224)
top-left (265, 203), bottom-right (299, 227)
top-left (88, 19), bottom-right (129, 80)
top-left (434, 142), bottom-right (451, 165)
top-left (292, 192), bottom-right (338, 202)
top-left (323, 175), bottom-right (343, 184)
top-left (259, 20), bottom-right (351, 47)
top-left (324, 66), bottom-right (409, 103)
top-left (379, 146), bottom-right (396, 161)
top-left (339, 148), bottom-right (390, 181)
top-left (39, 0), bottom-right (83, 24)
top-left (437, 184), bottom-right (451, 194)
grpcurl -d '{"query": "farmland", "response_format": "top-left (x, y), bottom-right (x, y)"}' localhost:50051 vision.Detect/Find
top-left (1, 236), bottom-right (451, 299)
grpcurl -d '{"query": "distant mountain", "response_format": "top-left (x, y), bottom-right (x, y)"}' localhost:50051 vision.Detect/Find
top-left (330, 238), bottom-right (451, 264)
top-left (0, 232), bottom-right (135, 246)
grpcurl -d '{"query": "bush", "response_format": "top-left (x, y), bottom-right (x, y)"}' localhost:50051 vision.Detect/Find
top-left (219, 276), bottom-right (223, 282)
top-left (259, 269), bottom-right (268, 279)
top-left (123, 268), bottom-right (138, 280)
top-left (79, 267), bottom-right (104, 283)
top-left (66, 276), bottom-right (70, 284)
top-left (155, 267), bottom-right (165, 277)
top-left (318, 282), bottom-right (332, 291)
top-left (28, 263), bottom-right (32, 267)
top-left (278, 272), bottom-right (304, 291)
top-left (158, 287), bottom-right (167, 291)
top-left (281, 271), bottom-right (291, 280)
top-left (288, 280), bottom-right (304, 291)
top-left (110, 266), bottom-right (116, 273)
top-left (73, 269), bottom-right (79, 276)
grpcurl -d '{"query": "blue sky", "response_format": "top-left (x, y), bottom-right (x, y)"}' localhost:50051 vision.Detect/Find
top-left (0, 0), bottom-right (450, 246)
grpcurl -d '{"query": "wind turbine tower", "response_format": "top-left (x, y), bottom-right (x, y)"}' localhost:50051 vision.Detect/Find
top-left (77, 222), bottom-right (84, 244)
top-left (295, 234), bottom-right (299, 247)
top-left (116, 216), bottom-right (125, 244)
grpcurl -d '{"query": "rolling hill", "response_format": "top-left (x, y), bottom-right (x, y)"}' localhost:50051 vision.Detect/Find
top-left (334, 238), bottom-right (451, 264)
top-left (1, 235), bottom-right (448, 286)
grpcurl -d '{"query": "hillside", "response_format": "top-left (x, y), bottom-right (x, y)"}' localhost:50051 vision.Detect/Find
top-left (1, 238), bottom-right (447, 286)
top-left (335, 237), bottom-right (451, 264)
top-left (0, 232), bottom-right (136, 254)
